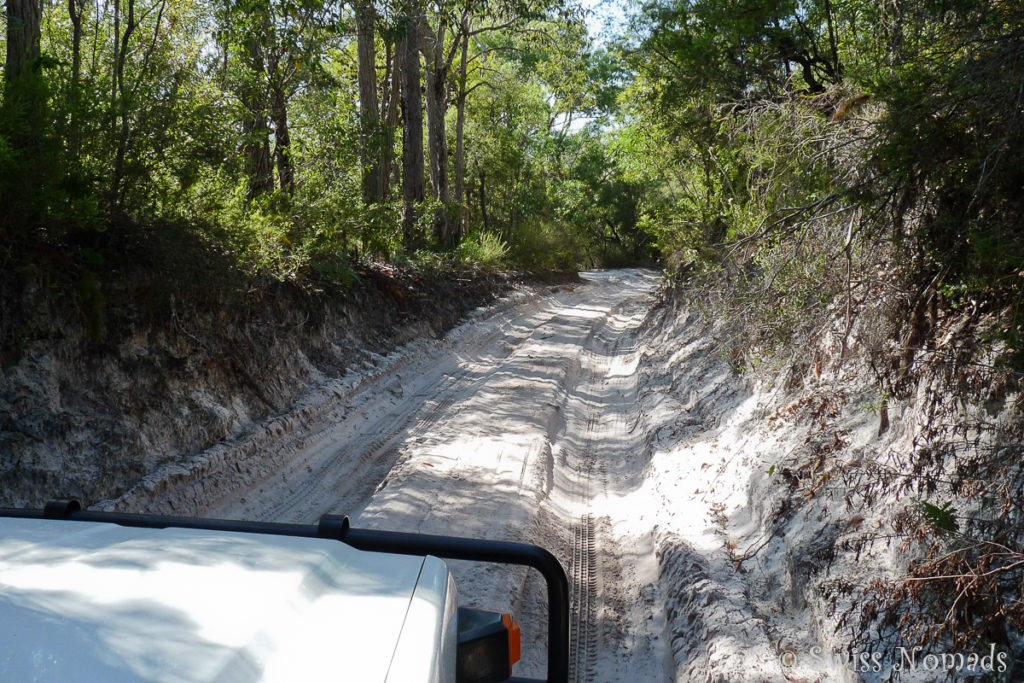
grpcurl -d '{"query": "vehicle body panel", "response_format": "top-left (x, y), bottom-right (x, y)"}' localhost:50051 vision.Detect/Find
top-left (387, 559), bottom-right (459, 683)
top-left (0, 517), bottom-right (453, 682)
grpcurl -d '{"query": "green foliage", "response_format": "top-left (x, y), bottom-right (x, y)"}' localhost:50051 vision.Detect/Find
top-left (0, 0), bottom-right (650, 294)
top-left (509, 219), bottom-right (592, 271)
top-left (311, 256), bottom-right (360, 287)
top-left (630, 0), bottom-right (842, 103)
top-left (0, 57), bottom-right (69, 238)
top-left (620, 0), bottom-right (1024, 361)
top-left (864, 0), bottom-right (1024, 356)
top-left (552, 132), bottom-right (653, 264)
top-left (456, 232), bottom-right (510, 269)
top-left (456, 24), bottom-right (653, 270)
top-left (0, 132), bottom-right (13, 170)
top-left (917, 500), bottom-right (958, 534)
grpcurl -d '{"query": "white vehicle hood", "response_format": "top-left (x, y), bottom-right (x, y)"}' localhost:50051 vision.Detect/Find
top-left (0, 517), bottom-right (450, 682)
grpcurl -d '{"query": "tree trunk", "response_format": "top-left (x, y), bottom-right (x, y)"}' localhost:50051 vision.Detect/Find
top-left (378, 43), bottom-right (402, 200)
top-left (356, 0), bottom-right (381, 204)
top-left (3, 0), bottom-right (44, 131)
top-left (111, 0), bottom-right (137, 205)
top-left (822, 0), bottom-right (842, 80)
top-left (4, 0), bottom-right (41, 81)
top-left (421, 18), bottom-right (451, 247)
top-left (272, 83), bottom-right (293, 194)
top-left (453, 27), bottom-right (469, 242)
top-left (111, 0), bottom-right (121, 118)
top-left (243, 32), bottom-right (273, 200)
top-left (67, 0), bottom-right (86, 160)
top-left (2, 0), bottom-right (45, 232)
top-left (400, 12), bottom-right (426, 248)
top-left (478, 169), bottom-right (489, 234)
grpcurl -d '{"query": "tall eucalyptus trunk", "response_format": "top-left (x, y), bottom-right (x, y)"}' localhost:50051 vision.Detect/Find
top-left (242, 30), bottom-right (273, 200)
top-left (2, 0), bottom-right (46, 231)
top-left (4, 0), bottom-right (44, 148)
top-left (5, 0), bottom-right (42, 83)
top-left (378, 43), bottom-right (402, 200)
top-left (453, 26), bottom-right (469, 242)
top-left (478, 168), bottom-right (489, 234)
top-left (356, 0), bottom-right (381, 204)
top-left (67, 0), bottom-right (86, 160)
top-left (111, 0), bottom-right (137, 205)
top-left (400, 12), bottom-right (425, 248)
top-left (421, 18), bottom-right (450, 246)
top-left (272, 82), bottom-right (293, 194)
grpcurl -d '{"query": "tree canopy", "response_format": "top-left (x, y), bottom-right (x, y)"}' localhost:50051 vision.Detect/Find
top-left (0, 0), bottom-right (649, 277)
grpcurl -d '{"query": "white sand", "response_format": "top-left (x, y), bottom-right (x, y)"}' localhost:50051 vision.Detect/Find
top-left (102, 269), bottom-right (861, 681)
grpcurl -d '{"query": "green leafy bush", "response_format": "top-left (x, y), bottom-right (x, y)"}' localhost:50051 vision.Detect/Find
top-left (456, 231), bottom-right (510, 269)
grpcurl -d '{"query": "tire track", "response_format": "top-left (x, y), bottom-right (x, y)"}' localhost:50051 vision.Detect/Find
top-left (559, 290), bottom-right (654, 681)
top-left (565, 320), bottom-right (614, 682)
top-left (569, 513), bottom-right (600, 683)
top-left (195, 270), bottom-right (665, 680)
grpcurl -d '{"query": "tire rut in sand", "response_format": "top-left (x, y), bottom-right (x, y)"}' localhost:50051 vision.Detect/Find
top-left (569, 513), bottom-right (600, 683)
top-left (561, 296), bottom-right (651, 681)
top-left (566, 323), bottom-right (620, 681)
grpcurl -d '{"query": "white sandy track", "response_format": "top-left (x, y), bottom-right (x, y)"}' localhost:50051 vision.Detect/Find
top-left (180, 269), bottom-right (662, 679)
top-left (97, 268), bottom-right (816, 681)
top-left (91, 266), bottom-right (898, 682)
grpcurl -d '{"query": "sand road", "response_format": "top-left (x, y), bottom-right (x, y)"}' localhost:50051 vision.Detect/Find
top-left (100, 264), bottom-right (883, 682)
top-left (196, 269), bottom-right (667, 680)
